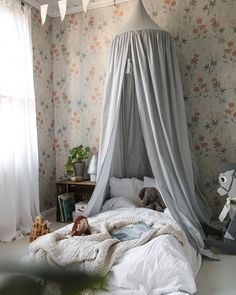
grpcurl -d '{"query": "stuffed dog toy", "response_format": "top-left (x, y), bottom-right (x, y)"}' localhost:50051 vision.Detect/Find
top-left (138, 187), bottom-right (166, 212)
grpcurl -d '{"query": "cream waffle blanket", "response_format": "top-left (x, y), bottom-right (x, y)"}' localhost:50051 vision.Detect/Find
top-left (29, 216), bottom-right (187, 275)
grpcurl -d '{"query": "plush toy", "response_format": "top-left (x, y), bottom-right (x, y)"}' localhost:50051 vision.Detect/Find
top-left (29, 215), bottom-right (50, 242)
top-left (138, 187), bottom-right (166, 212)
top-left (71, 215), bottom-right (91, 236)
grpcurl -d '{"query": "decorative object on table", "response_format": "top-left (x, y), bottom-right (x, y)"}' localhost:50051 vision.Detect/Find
top-left (70, 176), bottom-right (84, 182)
top-left (87, 153), bottom-right (98, 182)
top-left (71, 216), bottom-right (91, 236)
top-left (206, 162), bottom-right (236, 254)
top-left (72, 201), bottom-right (88, 221)
top-left (65, 145), bottom-right (90, 180)
top-left (58, 192), bottom-right (75, 222)
top-left (75, 201), bottom-right (88, 213)
top-left (29, 215), bottom-right (50, 242)
top-left (138, 187), bottom-right (166, 212)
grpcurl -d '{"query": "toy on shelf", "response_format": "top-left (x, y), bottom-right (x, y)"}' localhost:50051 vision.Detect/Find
top-left (29, 215), bottom-right (50, 242)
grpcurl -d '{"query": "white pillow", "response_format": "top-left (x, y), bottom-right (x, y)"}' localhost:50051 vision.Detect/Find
top-left (144, 176), bottom-right (157, 188)
top-left (101, 197), bottom-right (137, 212)
top-left (109, 177), bottom-right (144, 205)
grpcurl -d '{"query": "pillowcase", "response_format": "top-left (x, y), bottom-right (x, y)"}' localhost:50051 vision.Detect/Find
top-left (144, 176), bottom-right (157, 188)
top-left (101, 197), bottom-right (137, 212)
top-left (109, 177), bottom-right (144, 205)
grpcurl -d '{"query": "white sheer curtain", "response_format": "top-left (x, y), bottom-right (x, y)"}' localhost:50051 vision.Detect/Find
top-left (0, 0), bottom-right (39, 241)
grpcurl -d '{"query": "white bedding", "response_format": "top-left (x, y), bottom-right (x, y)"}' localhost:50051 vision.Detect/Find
top-left (46, 207), bottom-right (201, 295)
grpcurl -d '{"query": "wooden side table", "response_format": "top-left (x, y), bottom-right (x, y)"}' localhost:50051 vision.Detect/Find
top-left (56, 179), bottom-right (96, 222)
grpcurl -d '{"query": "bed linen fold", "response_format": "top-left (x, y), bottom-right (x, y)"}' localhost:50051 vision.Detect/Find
top-left (29, 215), bottom-right (187, 275)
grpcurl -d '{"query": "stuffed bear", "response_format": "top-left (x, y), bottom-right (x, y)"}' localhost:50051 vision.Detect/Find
top-left (138, 187), bottom-right (166, 212)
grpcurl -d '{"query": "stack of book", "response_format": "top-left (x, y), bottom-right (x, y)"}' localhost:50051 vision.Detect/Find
top-left (58, 192), bottom-right (75, 222)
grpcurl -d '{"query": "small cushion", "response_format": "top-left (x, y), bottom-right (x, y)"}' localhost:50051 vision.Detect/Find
top-left (109, 177), bottom-right (144, 205)
top-left (144, 176), bottom-right (157, 188)
top-left (101, 197), bottom-right (137, 212)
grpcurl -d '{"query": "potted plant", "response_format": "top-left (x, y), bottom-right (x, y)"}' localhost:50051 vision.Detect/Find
top-left (65, 145), bottom-right (90, 180)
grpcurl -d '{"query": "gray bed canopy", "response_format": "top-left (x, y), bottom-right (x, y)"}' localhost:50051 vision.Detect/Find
top-left (85, 0), bottom-right (213, 256)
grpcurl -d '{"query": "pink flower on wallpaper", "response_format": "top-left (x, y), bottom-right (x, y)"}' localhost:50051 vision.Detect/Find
top-left (223, 41), bottom-right (236, 61)
top-left (70, 112), bottom-right (80, 127)
top-left (191, 53), bottom-right (199, 65)
top-left (68, 14), bottom-right (79, 31)
top-left (90, 87), bottom-right (101, 102)
top-left (162, 0), bottom-right (176, 13)
top-left (62, 92), bottom-right (71, 106)
top-left (164, 0), bottom-right (176, 6)
top-left (193, 77), bottom-right (208, 97)
top-left (61, 44), bottom-right (69, 56)
top-left (70, 63), bottom-right (79, 77)
top-left (113, 4), bottom-right (124, 17)
top-left (34, 60), bottom-right (42, 77)
top-left (194, 135), bottom-right (209, 157)
top-left (52, 44), bottom-right (59, 58)
top-left (90, 36), bottom-right (101, 51)
top-left (192, 17), bottom-right (207, 39)
top-left (39, 162), bottom-right (45, 177)
top-left (90, 117), bottom-right (96, 127)
top-left (63, 139), bottom-right (69, 151)
top-left (37, 111), bottom-right (44, 126)
top-left (224, 101), bottom-right (236, 120)
top-left (53, 139), bottom-right (61, 152)
top-left (52, 91), bottom-right (59, 105)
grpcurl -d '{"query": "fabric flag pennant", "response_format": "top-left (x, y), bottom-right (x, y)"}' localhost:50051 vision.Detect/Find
top-left (40, 4), bottom-right (48, 25)
top-left (58, 0), bottom-right (67, 21)
top-left (82, 0), bottom-right (90, 13)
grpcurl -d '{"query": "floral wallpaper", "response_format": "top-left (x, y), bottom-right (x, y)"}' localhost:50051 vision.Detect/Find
top-left (32, 9), bottom-right (56, 211)
top-left (32, 0), bottom-right (236, 218)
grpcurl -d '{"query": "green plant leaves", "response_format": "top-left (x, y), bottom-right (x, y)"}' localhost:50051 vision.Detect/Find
top-left (65, 145), bottom-right (90, 176)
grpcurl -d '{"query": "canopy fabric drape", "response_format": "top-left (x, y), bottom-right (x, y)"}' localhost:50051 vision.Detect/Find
top-left (85, 30), bottom-right (213, 256)
top-left (0, 0), bottom-right (39, 241)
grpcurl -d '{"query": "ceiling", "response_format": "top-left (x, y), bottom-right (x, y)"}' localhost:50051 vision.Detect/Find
top-left (24, 0), bottom-right (131, 17)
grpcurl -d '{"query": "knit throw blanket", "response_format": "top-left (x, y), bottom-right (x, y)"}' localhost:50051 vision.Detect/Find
top-left (29, 216), bottom-right (187, 275)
